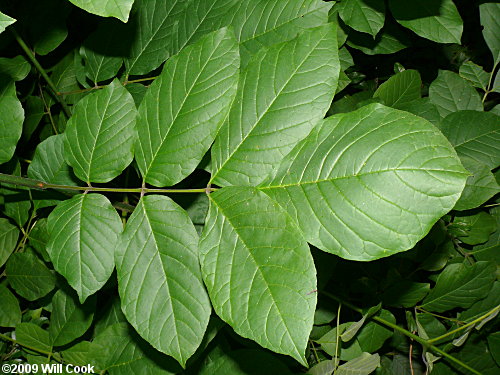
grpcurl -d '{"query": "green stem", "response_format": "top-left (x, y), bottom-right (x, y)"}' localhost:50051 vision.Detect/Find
top-left (0, 173), bottom-right (217, 194)
top-left (12, 29), bottom-right (71, 118)
top-left (427, 304), bottom-right (500, 344)
top-left (321, 292), bottom-right (483, 375)
top-left (0, 333), bottom-right (60, 361)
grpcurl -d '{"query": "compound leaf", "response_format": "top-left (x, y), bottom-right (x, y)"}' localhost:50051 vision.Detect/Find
top-left (135, 27), bottom-right (239, 187)
top-left (211, 24), bottom-right (340, 186)
top-left (66, 0), bottom-right (134, 22)
top-left (64, 79), bottom-right (136, 184)
top-left (199, 187), bottom-right (316, 365)
top-left (46, 194), bottom-right (123, 302)
top-left (389, 0), bottom-right (462, 44)
top-left (115, 195), bottom-right (211, 367)
top-left (261, 104), bottom-right (468, 260)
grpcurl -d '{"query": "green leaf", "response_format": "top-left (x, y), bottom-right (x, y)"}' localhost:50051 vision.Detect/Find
top-left (480, 3), bottom-right (500, 66)
top-left (23, 96), bottom-right (45, 140)
top-left (0, 75), bottom-right (24, 164)
top-left (354, 310), bottom-right (395, 353)
top-left (459, 61), bottom-right (490, 91)
top-left (470, 206), bottom-right (500, 263)
top-left (339, 47), bottom-right (354, 70)
top-left (6, 252), bottom-right (56, 301)
top-left (0, 285), bottom-right (21, 327)
top-left (420, 261), bottom-right (496, 312)
top-left (67, 0), bottom-right (134, 22)
top-left (488, 332), bottom-right (500, 367)
top-left (346, 21), bottom-right (410, 55)
top-left (47, 51), bottom-right (87, 107)
top-left (90, 323), bottom-right (180, 374)
top-left (439, 110), bottom-right (500, 170)
top-left (64, 79), bottom-right (136, 184)
top-left (452, 212), bottom-right (497, 245)
top-left (0, 11), bottom-right (15, 34)
top-left (373, 69), bottom-right (421, 107)
top-left (47, 194), bottom-right (123, 302)
top-left (21, 0), bottom-right (71, 56)
top-left (199, 187), bottom-right (316, 365)
top-left (123, 0), bottom-right (187, 75)
top-left (261, 104), bottom-right (468, 260)
top-left (135, 27), bottom-right (239, 187)
top-left (337, 0), bottom-right (385, 37)
top-left (80, 22), bottom-right (123, 84)
top-left (460, 282), bottom-right (500, 323)
top-left (29, 219), bottom-right (50, 262)
top-left (394, 98), bottom-right (441, 125)
top-left (0, 218), bottom-right (19, 267)
top-left (388, 0), bottom-right (462, 44)
top-left (1, 160), bottom-right (32, 227)
top-left (199, 349), bottom-right (292, 375)
top-left (48, 288), bottom-right (95, 347)
top-left (173, 0), bottom-right (333, 66)
top-left (16, 323), bottom-right (52, 353)
top-left (382, 281), bottom-right (430, 308)
top-left (28, 135), bottom-right (80, 186)
top-left (454, 158), bottom-right (500, 211)
top-left (62, 341), bottom-right (93, 366)
top-left (429, 70), bottom-right (483, 117)
top-left (0, 56), bottom-right (30, 81)
top-left (93, 297), bottom-right (127, 335)
top-left (335, 353), bottom-right (380, 375)
top-left (211, 24), bottom-right (340, 186)
top-left (115, 195), bottom-right (211, 367)
top-left (307, 360), bottom-right (335, 375)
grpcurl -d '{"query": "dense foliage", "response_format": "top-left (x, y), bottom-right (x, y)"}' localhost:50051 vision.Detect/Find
top-left (0, 0), bottom-right (499, 374)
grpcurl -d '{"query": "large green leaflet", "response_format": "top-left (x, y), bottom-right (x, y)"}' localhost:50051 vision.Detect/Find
top-left (170, 0), bottom-right (332, 65)
top-left (67, 0), bottom-right (134, 22)
top-left (115, 195), bottom-right (211, 367)
top-left (64, 79), bottom-right (136, 184)
top-left (439, 110), bottom-right (500, 170)
top-left (0, 75), bottom-right (24, 164)
top-left (135, 28), bottom-right (239, 187)
top-left (260, 104), bottom-right (468, 260)
top-left (388, 0), bottom-right (463, 44)
top-left (199, 187), bottom-right (316, 365)
top-left (46, 194), bottom-right (123, 302)
top-left (337, 0), bottom-right (385, 37)
top-left (0, 285), bottom-right (21, 327)
top-left (211, 24), bottom-right (340, 186)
